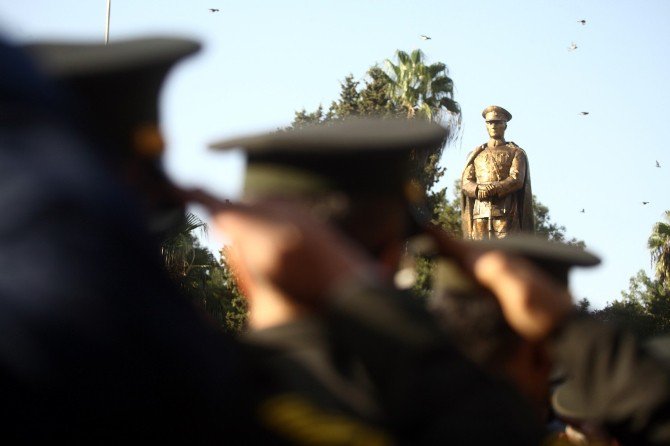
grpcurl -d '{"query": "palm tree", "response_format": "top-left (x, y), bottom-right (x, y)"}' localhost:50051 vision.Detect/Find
top-left (649, 210), bottom-right (670, 287)
top-left (382, 49), bottom-right (461, 196)
top-left (382, 49), bottom-right (460, 124)
top-left (161, 212), bottom-right (208, 279)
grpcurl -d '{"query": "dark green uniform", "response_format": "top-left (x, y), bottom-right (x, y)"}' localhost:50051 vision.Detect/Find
top-left (235, 281), bottom-right (546, 445)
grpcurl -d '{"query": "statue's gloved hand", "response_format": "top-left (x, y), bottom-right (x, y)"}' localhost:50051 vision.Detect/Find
top-left (477, 183), bottom-right (496, 200)
top-left (487, 182), bottom-right (501, 198)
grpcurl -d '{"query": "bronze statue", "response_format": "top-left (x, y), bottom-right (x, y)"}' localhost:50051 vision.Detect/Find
top-left (461, 106), bottom-right (533, 239)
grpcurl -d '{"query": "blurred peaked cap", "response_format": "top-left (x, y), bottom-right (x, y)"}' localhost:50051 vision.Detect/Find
top-left (24, 37), bottom-right (200, 79)
top-left (23, 37), bottom-right (201, 159)
top-left (210, 117), bottom-right (448, 154)
top-left (643, 335), bottom-right (670, 365)
top-left (482, 105), bottom-right (512, 122)
top-left (553, 335), bottom-right (670, 421)
top-left (468, 235), bottom-right (600, 285)
top-left (209, 117), bottom-right (448, 198)
top-left (551, 379), bottom-right (590, 421)
top-left (469, 235), bottom-right (600, 267)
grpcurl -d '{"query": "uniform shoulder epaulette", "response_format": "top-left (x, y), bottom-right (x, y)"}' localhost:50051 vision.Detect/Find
top-left (465, 145), bottom-right (486, 165)
top-left (508, 141), bottom-right (525, 152)
top-left (468, 144), bottom-right (486, 155)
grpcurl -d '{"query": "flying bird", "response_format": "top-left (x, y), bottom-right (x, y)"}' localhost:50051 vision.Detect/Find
top-left (578, 19), bottom-right (586, 25)
top-left (209, 8), bottom-right (219, 13)
top-left (580, 111), bottom-right (589, 116)
top-left (580, 208), bottom-right (585, 213)
top-left (568, 42), bottom-right (578, 51)
top-left (643, 201), bottom-right (650, 205)
top-left (420, 35), bottom-right (432, 40)
top-left (656, 160), bottom-right (661, 168)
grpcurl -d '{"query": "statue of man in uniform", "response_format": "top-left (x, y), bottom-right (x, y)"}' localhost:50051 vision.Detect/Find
top-left (461, 105), bottom-right (533, 239)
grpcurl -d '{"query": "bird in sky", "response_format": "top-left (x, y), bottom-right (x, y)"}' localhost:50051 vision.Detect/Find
top-left (209, 8), bottom-right (219, 13)
top-left (568, 42), bottom-right (578, 51)
top-left (656, 160), bottom-right (661, 168)
top-left (578, 19), bottom-right (586, 25)
top-left (580, 208), bottom-right (585, 213)
top-left (643, 201), bottom-right (650, 205)
top-left (580, 111), bottom-right (589, 116)
top-left (420, 35), bottom-right (432, 40)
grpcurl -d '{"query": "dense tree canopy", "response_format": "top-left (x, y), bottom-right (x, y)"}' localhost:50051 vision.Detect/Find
top-left (161, 214), bottom-right (246, 333)
top-left (382, 49), bottom-right (460, 123)
top-left (580, 211), bottom-right (670, 339)
top-left (649, 210), bottom-right (670, 288)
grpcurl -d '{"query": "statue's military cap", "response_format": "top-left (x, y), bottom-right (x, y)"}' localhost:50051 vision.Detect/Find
top-left (210, 117), bottom-right (448, 202)
top-left (482, 105), bottom-right (512, 123)
top-left (24, 37), bottom-right (200, 159)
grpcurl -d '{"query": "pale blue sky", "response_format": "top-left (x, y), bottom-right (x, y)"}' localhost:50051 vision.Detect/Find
top-left (2, 0), bottom-right (669, 308)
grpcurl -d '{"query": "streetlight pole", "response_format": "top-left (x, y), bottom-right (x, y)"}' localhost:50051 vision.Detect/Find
top-left (104, 0), bottom-right (111, 44)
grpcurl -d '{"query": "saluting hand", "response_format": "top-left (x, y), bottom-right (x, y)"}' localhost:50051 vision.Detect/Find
top-left (425, 225), bottom-right (573, 342)
top-left (210, 198), bottom-right (375, 328)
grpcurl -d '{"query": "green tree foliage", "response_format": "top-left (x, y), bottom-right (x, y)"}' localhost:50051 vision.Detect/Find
top-left (380, 50), bottom-right (459, 214)
top-left (649, 210), bottom-right (670, 287)
top-left (575, 298), bottom-right (592, 315)
top-left (161, 214), bottom-right (247, 333)
top-left (292, 105), bottom-right (327, 129)
top-left (592, 270), bottom-right (670, 339)
top-left (359, 67), bottom-right (398, 117)
top-left (382, 49), bottom-right (460, 122)
top-left (433, 187), bottom-right (462, 237)
top-left (586, 213), bottom-right (670, 339)
top-left (328, 75), bottom-right (361, 118)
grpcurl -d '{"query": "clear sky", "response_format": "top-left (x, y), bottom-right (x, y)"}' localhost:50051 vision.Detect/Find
top-left (2, 0), bottom-right (669, 309)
